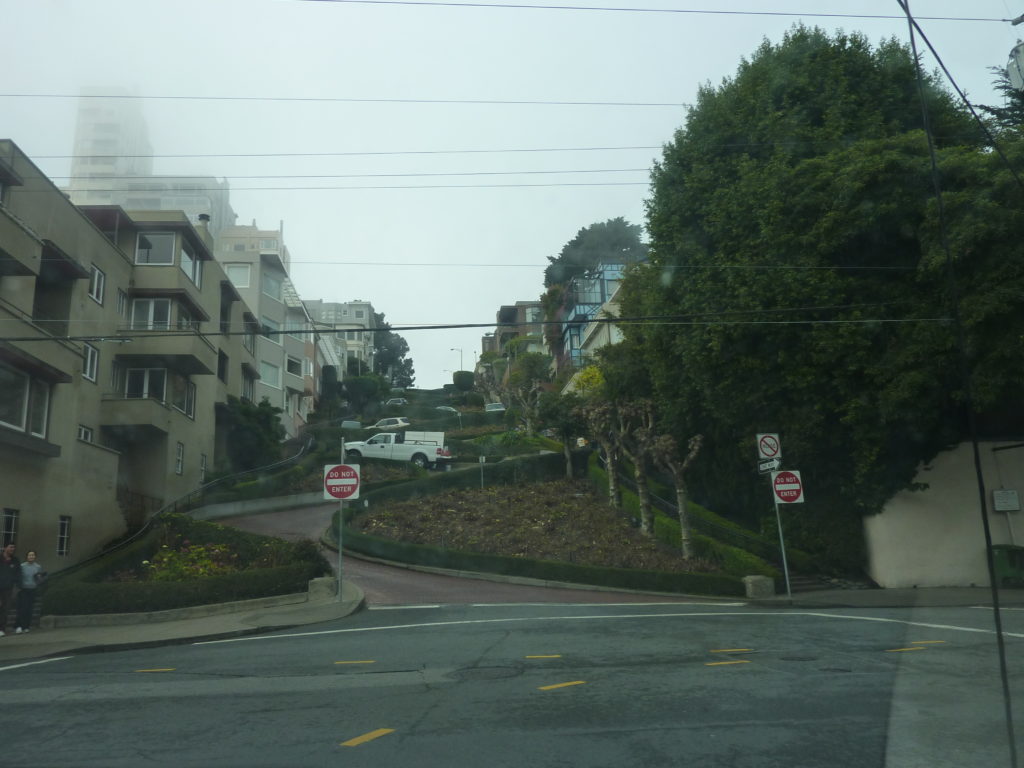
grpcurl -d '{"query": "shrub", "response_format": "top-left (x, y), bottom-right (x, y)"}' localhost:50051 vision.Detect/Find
top-left (43, 563), bottom-right (325, 615)
top-left (337, 526), bottom-right (743, 597)
top-left (41, 514), bottom-right (331, 615)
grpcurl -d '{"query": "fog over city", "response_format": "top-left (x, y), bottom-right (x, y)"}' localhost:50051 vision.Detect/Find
top-left (3, 0), bottom-right (1016, 386)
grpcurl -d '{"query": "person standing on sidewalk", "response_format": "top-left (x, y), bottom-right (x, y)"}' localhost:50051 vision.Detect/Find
top-left (0, 544), bottom-right (20, 637)
top-left (15, 551), bottom-right (44, 634)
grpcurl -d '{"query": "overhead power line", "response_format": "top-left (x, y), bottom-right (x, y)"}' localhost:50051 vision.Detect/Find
top-left (0, 92), bottom-right (689, 108)
top-left (294, 0), bottom-right (1002, 23)
top-left (0, 313), bottom-right (952, 343)
top-left (54, 168), bottom-right (651, 181)
top-left (32, 146), bottom-right (662, 160)
top-left (65, 181), bottom-right (649, 191)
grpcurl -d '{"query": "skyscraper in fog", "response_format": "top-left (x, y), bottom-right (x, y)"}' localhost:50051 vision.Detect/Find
top-left (66, 89), bottom-right (236, 238)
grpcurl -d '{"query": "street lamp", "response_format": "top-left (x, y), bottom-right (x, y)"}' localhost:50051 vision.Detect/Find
top-left (450, 347), bottom-right (464, 370)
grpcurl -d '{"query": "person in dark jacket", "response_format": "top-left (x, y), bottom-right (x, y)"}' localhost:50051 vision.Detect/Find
top-left (0, 543), bottom-right (21, 637)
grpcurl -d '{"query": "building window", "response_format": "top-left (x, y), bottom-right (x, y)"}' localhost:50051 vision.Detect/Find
top-left (131, 298), bottom-right (172, 330)
top-left (175, 442), bottom-right (184, 475)
top-left (262, 272), bottom-right (283, 302)
top-left (225, 263), bottom-right (250, 288)
top-left (78, 425), bottom-right (94, 442)
top-left (200, 453), bottom-right (208, 483)
top-left (83, 343), bottom-right (99, 382)
top-left (177, 305), bottom-right (199, 332)
top-left (303, 358), bottom-right (313, 377)
top-left (259, 238), bottom-right (278, 250)
top-left (260, 361), bottom-right (281, 388)
top-left (355, 310), bottom-right (365, 318)
top-left (217, 351), bottom-right (229, 384)
top-left (261, 316), bottom-right (280, 344)
top-left (116, 289), bottom-right (127, 318)
top-left (135, 232), bottom-right (175, 265)
top-left (169, 373), bottom-right (196, 418)
top-left (57, 516), bottom-right (71, 557)
top-left (2, 509), bottom-right (18, 547)
top-left (286, 356), bottom-right (302, 377)
top-left (88, 265), bottom-right (105, 304)
top-left (125, 368), bottom-right (166, 401)
top-left (243, 326), bottom-right (256, 354)
top-left (0, 363), bottom-right (50, 438)
top-left (179, 241), bottom-right (202, 287)
top-left (242, 372), bottom-right (255, 402)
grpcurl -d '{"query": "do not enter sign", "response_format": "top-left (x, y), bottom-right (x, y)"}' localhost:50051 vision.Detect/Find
top-left (324, 464), bottom-right (361, 500)
top-left (771, 470), bottom-right (804, 504)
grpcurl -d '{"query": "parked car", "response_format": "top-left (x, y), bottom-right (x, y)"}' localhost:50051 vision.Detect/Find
top-left (369, 416), bottom-right (410, 430)
top-left (484, 402), bottom-right (506, 413)
top-left (435, 406), bottom-right (459, 414)
top-left (384, 398), bottom-right (409, 407)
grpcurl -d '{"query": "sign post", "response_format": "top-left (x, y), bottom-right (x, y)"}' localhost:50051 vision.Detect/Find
top-left (770, 469), bottom-right (804, 602)
top-left (324, 448), bottom-right (360, 602)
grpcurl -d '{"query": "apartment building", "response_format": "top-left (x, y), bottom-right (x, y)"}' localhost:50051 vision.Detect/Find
top-left (552, 262), bottom-right (625, 373)
top-left (303, 299), bottom-right (376, 378)
top-left (0, 140), bottom-right (258, 566)
top-left (216, 222), bottom-right (314, 438)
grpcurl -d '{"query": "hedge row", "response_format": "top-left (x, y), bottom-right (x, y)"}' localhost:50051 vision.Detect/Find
top-left (42, 563), bottom-right (324, 615)
top-left (340, 526), bottom-right (745, 597)
top-left (41, 515), bottom-right (330, 615)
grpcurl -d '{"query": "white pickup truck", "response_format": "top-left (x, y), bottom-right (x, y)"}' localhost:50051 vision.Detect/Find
top-left (344, 431), bottom-right (452, 469)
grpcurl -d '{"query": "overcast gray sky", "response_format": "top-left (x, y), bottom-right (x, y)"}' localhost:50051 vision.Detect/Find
top-left (3, 0), bottom-right (1019, 388)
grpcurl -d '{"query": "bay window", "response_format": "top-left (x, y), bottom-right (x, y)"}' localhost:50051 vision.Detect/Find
top-left (131, 298), bottom-right (171, 330)
top-left (135, 232), bottom-right (175, 265)
top-left (125, 368), bottom-right (166, 401)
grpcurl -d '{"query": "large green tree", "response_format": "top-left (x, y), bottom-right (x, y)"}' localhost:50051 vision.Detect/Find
top-left (543, 217), bottom-right (647, 287)
top-left (620, 25), bottom-right (1024, 571)
top-left (372, 312), bottom-right (415, 388)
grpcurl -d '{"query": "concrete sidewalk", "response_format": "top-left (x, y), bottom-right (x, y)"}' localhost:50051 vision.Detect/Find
top-left (0, 580), bottom-right (364, 665)
top-left (754, 585), bottom-right (1024, 609)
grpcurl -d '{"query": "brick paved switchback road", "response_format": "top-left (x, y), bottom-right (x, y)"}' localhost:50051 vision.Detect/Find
top-left (217, 504), bottom-right (709, 607)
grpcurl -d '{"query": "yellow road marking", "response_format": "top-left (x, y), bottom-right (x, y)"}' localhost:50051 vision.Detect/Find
top-left (334, 660), bottom-right (376, 665)
top-left (525, 655), bottom-right (562, 659)
top-left (135, 668), bottom-right (175, 672)
top-left (340, 728), bottom-right (395, 747)
top-left (705, 660), bottom-right (751, 666)
top-left (886, 647), bottom-right (926, 652)
top-left (910, 641), bottom-right (945, 644)
top-left (538, 681), bottom-right (586, 690)
top-left (710, 648), bottom-right (753, 653)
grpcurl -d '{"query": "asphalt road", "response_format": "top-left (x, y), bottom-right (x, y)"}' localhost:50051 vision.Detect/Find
top-left (4, 602), bottom-right (1023, 767)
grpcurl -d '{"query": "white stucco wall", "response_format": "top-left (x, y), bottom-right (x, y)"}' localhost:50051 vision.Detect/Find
top-left (864, 441), bottom-right (1023, 588)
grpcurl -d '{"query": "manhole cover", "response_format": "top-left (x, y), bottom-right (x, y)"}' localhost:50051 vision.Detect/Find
top-left (779, 656), bottom-right (818, 662)
top-left (448, 666), bottom-right (522, 682)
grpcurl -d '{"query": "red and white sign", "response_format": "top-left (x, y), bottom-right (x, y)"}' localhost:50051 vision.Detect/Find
top-left (757, 433), bottom-right (781, 460)
top-left (771, 470), bottom-right (804, 504)
top-left (323, 464), bottom-right (360, 500)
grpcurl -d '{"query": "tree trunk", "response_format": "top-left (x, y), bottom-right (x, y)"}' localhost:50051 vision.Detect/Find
top-left (634, 462), bottom-right (654, 536)
top-left (674, 472), bottom-right (694, 559)
top-left (563, 439), bottom-right (573, 479)
top-left (604, 448), bottom-right (621, 510)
